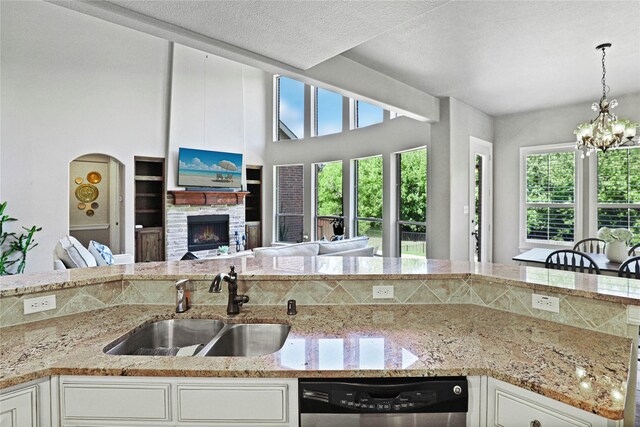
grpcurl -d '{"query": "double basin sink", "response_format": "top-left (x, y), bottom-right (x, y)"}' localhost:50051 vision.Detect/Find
top-left (104, 319), bottom-right (290, 357)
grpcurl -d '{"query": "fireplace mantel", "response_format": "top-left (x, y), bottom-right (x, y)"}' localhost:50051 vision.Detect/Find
top-left (168, 191), bottom-right (249, 206)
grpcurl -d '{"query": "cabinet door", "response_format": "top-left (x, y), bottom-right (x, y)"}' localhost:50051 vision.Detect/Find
top-left (487, 378), bottom-right (619, 427)
top-left (177, 382), bottom-right (291, 424)
top-left (245, 222), bottom-right (261, 250)
top-left (0, 385), bottom-right (38, 427)
top-left (136, 228), bottom-right (164, 262)
top-left (59, 377), bottom-right (171, 424)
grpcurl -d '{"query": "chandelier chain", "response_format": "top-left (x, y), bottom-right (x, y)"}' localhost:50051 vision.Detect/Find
top-left (600, 46), bottom-right (609, 101)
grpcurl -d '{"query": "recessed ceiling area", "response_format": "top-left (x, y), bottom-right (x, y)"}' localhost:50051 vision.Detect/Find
top-left (105, 0), bottom-right (447, 70)
top-left (343, 0), bottom-right (640, 116)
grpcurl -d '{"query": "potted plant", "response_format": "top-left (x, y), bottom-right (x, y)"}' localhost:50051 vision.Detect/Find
top-left (597, 227), bottom-right (632, 263)
top-left (0, 201), bottom-right (42, 275)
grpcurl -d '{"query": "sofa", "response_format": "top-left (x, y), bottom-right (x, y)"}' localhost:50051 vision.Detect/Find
top-left (53, 236), bottom-right (134, 270)
top-left (252, 236), bottom-right (375, 258)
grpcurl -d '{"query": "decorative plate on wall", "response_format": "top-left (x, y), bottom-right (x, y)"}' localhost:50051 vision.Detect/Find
top-left (86, 209), bottom-right (95, 217)
top-left (87, 171), bottom-right (102, 184)
top-left (75, 177), bottom-right (84, 185)
top-left (91, 202), bottom-right (99, 209)
top-left (75, 184), bottom-right (99, 203)
top-left (77, 202), bottom-right (86, 210)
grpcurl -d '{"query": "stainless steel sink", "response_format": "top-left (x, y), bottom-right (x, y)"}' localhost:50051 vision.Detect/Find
top-left (104, 319), bottom-right (225, 356)
top-left (104, 320), bottom-right (290, 357)
top-left (197, 324), bottom-right (291, 357)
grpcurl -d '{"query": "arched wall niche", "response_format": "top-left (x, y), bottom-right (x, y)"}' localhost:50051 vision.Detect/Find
top-left (69, 153), bottom-right (125, 253)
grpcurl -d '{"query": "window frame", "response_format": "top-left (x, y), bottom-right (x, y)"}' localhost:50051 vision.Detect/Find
top-left (273, 75), bottom-right (305, 142)
top-left (274, 164), bottom-right (305, 243)
top-left (588, 146), bottom-right (640, 242)
top-left (519, 143), bottom-right (582, 249)
top-left (351, 99), bottom-right (384, 130)
top-left (395, 147), bottom-right (427, 258)
top-left (312, 86), bottom-right (343, 138)
top-left (313, 161), bottom-right (344, 240)
top-left (353, 155), bottom-right (384, 255)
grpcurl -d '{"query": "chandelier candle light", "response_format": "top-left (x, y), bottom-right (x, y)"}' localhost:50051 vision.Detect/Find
top-left (574, 43), bottom-right (639, 158)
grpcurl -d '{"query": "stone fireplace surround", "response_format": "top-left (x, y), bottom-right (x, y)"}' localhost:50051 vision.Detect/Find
top-left (166, 193), bottom-right (245, 261)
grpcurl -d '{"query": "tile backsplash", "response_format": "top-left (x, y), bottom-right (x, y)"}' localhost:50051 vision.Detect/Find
top-left (0, 277), bottom-right (630, 337)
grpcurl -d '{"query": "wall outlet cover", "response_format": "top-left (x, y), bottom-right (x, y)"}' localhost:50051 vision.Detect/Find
top-left (24, 295), bottom-right (56, 315)
top-left (531, 294), bottom-right (559, 313)
top-left (373, 285), bottom-right (394, 299)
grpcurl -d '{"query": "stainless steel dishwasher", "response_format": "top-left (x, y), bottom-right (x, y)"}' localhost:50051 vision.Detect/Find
top-left (299, 377), bottom-right (468, 427)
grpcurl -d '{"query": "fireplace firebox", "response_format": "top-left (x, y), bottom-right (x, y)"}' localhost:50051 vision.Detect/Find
top-left (187, 215), bottom-right (229, 251)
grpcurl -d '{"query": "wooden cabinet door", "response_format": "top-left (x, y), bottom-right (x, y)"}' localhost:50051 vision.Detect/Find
top-left (136, 228), bottom-right (164, 262)
top-left (245, 222), bottom-right (261, 250)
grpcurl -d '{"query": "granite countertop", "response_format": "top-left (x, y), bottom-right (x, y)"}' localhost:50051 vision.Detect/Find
top-left (2, 257), bottom-right (640, 305)
top-left (0, 303), bottom-right (631, 420)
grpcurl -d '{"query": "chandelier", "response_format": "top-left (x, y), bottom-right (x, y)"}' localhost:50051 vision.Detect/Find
top-left (574, 43), bottom-right (638, 158)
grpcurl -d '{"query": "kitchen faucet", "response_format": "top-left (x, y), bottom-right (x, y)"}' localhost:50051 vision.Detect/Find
top-left (175, 279), bottom-right (190, 313)
top-left (210, 265), bottom-right (249, 315)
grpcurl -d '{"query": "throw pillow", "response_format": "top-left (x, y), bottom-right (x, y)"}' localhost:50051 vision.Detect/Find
top-left (318, 236), bottom-right (369, 254)
top-left (88, 240), bottom-right (114, 266)
top-left (55, 236), bottom-right (97, 268)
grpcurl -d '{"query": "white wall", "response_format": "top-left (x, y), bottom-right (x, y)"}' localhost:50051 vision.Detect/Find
top-left (448, 98), bottom-right (495, 261)
top-left (432, 98), bottom-right (494, 261)
top-left (1, 1), bottom-right (171, 272)
top-left (493, 92), bottom-right (640, 264)
top-left (167, 45), bottom-right (269, 190)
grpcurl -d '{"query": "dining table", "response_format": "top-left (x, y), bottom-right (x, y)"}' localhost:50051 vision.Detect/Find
top-left (513, 247), bottom-right (625, 275)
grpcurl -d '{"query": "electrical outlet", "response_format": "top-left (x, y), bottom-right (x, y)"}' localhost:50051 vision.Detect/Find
top-left (373, 285), bottom-right (394, 299)
top-left (531, 294), bottom-right (559, 313)
top-left (23, 295), bottom-right (56, 315)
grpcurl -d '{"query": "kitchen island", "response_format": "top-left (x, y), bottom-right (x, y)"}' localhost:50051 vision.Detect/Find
top-left (1, 257), bottom-right (639, 425)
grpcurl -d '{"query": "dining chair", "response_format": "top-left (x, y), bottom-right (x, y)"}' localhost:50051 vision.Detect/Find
top-left (618, 256), bottom-right (640, 280)
top-left (544, 250), bottom-right (601, 274)
top-left (573, 238), bottom-right (606, 254)
top-left (629, 243), bottom-right (640, 256)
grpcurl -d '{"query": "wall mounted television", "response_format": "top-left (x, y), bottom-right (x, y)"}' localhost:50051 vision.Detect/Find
top-left (178, 147), bottom-right (243, 190)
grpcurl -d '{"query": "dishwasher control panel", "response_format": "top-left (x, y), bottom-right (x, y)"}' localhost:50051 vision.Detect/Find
top-left (299, 377), bottom-right (468, 414)
top-left (332, 389), bottom-right (436, 412)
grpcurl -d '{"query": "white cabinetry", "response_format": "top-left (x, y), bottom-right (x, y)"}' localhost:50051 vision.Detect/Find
top-left (486, 378), bottom-right (622, 427)
top-left (58, 376), bottom-right (298, 426)
top-left (0, 378), bottom-right (51, 427)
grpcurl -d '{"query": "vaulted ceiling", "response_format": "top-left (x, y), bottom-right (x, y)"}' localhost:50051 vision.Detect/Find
top-left (71, 1), bottom-right (640, 116)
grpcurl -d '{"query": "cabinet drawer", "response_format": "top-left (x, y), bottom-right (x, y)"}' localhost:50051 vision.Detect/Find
top-left (177, 383), bottom-right (289, 423)
top-left (494, 389), bottom-right (590, 427)
top-left (61, 380), bottom-right (171, 422)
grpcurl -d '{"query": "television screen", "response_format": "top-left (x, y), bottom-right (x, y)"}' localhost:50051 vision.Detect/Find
top-left (178, 148), bottom-right (243, 189)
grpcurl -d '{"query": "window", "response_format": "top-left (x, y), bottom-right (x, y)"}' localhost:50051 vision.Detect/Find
top-left (397, 148), bottom-right (427, 258)
top-left (355, 100), bottom-right (383, 129)
top-left (276, 76), bottom-right (304, 140)
top-left (275, 165), bottom-right (304, 242)
top-left (314, 161), bottom-right (343, 240)
top-left (595, 147), bottom-right (640, 244)
top-left (520, 145), bottom-right (579, 245)
top-left (314, 87), bottom-right (343, 137)
top-left (355, 156), bottom-right (383, 254)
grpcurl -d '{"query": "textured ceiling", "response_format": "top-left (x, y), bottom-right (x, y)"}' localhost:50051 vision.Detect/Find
top-left (343, 0), bottom-right (640, 116)
top-left (105, 0), bottom-right (447, 70)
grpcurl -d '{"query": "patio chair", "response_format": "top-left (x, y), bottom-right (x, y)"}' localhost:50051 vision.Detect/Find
top-left (618, 256), bottom-right (640, 280)
top-left (544, 249), bottom-right (600, 274)
top-left (629, 243), bottom-right (640, 256)
top-left (573, 238), bottom-right (606, 254)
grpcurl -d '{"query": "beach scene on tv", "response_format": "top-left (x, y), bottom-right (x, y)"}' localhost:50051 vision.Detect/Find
top-left (178, 148), bottom-right (243, 189)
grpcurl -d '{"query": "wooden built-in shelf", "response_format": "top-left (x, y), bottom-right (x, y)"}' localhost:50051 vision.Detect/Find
top-left (168, 191), bottom-right (249, 206)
